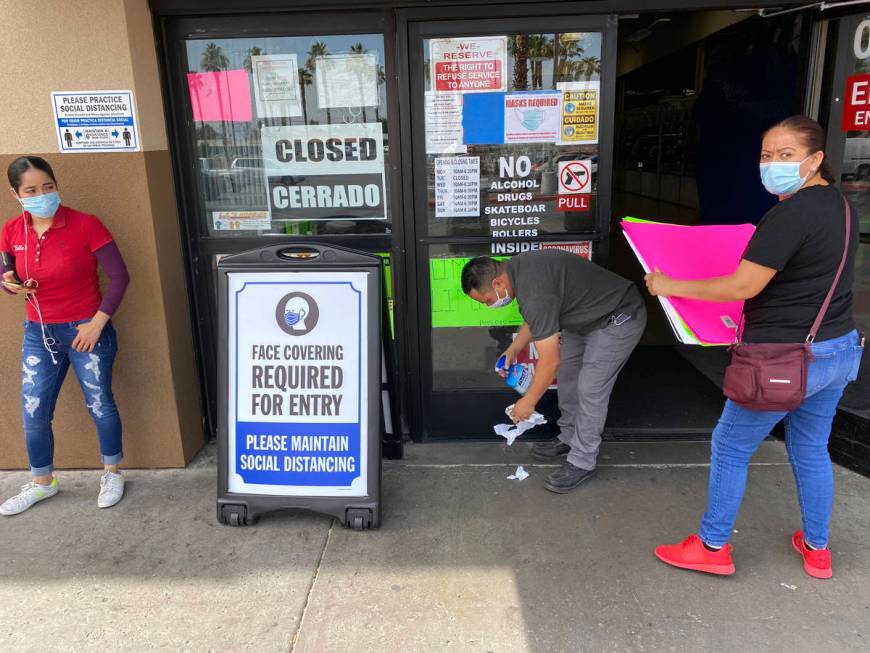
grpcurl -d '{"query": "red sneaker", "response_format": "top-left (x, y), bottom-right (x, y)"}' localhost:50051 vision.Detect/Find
top-left (791, 531), bottom-right (832, 579)
top-left (655, 534), bottom-right (736, 575)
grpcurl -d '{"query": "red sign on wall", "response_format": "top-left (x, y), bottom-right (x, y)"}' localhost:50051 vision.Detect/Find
top-left (842, 74), bottom-right (870, 131)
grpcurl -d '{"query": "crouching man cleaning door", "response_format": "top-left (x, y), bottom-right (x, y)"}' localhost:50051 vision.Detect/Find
top-left (461, 250), bottom-right (647, 493)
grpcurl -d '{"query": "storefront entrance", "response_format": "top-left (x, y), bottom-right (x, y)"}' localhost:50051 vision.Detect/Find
top-left (154, 2), bottom-right (868, 447)
top-left (406, 16), bottom-right (615, 437)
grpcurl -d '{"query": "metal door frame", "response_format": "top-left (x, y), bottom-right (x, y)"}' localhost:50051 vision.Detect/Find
top-left (154, 9), bottom-right (409, 438)
top-left (398, 9), bottom-right (618, 439)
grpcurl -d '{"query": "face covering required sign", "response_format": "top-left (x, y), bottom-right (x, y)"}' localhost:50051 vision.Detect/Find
top-left (261, 123), bottom-right (386, 221)
top-left (227, 271), bottom-right (369, 497)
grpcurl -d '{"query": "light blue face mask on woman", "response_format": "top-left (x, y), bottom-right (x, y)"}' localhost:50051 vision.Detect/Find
top-left (19, 191), bottom-right (61, 218)
top-left (759, 156), bottom-right (812, 196)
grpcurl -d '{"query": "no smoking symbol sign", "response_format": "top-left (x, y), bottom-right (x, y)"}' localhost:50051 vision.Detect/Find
top-left (558, 160), bottom-right (591, 194)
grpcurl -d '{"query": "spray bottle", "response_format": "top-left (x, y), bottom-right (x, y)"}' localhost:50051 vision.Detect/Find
top-left (495, 355), bottom-right (534, 395)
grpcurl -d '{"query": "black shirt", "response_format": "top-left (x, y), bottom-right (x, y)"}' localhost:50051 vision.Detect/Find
top-left (506, 250), bottom-right (643, 340)
top-left (742, 185), bottom-right (858, 343)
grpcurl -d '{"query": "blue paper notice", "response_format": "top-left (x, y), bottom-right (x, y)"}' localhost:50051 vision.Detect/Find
top-left (462, 90), bottom-right (565, 145)
top-left (462, 92), bottom-right (505, 144)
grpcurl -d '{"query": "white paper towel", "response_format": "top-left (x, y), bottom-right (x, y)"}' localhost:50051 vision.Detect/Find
top-left (493, 404), bottom-right (547, 445)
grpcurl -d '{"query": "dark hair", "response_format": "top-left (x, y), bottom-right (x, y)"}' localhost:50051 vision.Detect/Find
top-left (461, 257), bottom-right (503, 295)
top-left (766, 115), bottom-right (836, 183)
top-left (7, 156), bottom-right (57, 192)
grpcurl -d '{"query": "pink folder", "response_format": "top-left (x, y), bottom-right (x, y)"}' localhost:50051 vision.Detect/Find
top-left (621, 218), bottom-right (756, 346)
top-left (187, 70), bottom-right (252, 122)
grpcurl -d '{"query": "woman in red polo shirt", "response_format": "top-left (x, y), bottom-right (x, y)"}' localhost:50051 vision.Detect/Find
top-left (0, 156), bottom-right (130, 516)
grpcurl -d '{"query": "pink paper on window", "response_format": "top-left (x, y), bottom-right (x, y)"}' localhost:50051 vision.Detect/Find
top-left (622, 219), bottom-right (756, 345)
top-left (187, 70), bottom-right (252, 122)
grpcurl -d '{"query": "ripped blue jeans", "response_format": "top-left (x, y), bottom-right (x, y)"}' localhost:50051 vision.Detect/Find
top-left (21, 319), bottom-right (122, 476)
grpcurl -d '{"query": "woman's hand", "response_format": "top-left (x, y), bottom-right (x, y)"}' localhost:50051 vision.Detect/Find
top-left (644, 267), bottom-right (674, 297)
top-left (2, 271), bottom-right (34, 296)
top-left (72, 312), bottom-right (110, 353)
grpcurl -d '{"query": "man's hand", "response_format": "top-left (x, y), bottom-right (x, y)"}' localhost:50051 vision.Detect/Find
top-left (496, 346), bottom-right (518, 378)
top-left (644, 267), bottom-right (674, 297)
top-left (510, 396), bottom-right (536, 423)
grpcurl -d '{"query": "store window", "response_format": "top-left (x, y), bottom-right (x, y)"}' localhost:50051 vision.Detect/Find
top-left (183, 34), bottom-right (390, 238)
top-left (838, 15), bottom-right (870, 417)
top-left (421, 32), bottom-right (603, 239)
top-left (841, 17), bottom-right (870, 233)
top-left (420, 31), bottom-right (603, 391)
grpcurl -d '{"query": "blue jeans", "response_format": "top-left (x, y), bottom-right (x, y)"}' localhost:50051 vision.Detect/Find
top-left (699, 330), bottom-right (864, 548)
top-left (22, 319), bottom-right (123, 476)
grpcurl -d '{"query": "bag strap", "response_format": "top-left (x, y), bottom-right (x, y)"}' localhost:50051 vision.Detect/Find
top-left (806, 195), bottom-right (852, 344)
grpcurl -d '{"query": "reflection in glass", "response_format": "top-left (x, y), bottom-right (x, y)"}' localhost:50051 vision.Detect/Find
top-left (183, 34), bottom-right (391, 238)
top-left (838, 17), bottom-right (870, 415)
top-left (429, 243), bottom-right (523, 391)
top-left (423, 33), bottom-right (602, 240)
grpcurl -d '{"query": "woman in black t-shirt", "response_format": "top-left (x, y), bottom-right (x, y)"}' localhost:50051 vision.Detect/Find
top-left (645, 116), bottom-right (864, 580)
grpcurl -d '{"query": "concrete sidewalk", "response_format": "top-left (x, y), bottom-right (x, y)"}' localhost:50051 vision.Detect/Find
top-left (1, 440), bottom-right (868, 652)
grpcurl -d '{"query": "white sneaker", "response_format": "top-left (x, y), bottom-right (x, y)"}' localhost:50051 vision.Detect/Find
top-left (0, 479), bottom-right (59, 516)
top-left (98, 471), bottom-right (125, 509)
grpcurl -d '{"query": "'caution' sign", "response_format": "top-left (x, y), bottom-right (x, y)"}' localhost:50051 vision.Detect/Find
top-left (261, 123), bottom-right (386, 221)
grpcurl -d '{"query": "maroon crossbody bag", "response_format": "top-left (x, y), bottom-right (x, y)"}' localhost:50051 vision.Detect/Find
top-left (722, 197), bottom-right (851, 412)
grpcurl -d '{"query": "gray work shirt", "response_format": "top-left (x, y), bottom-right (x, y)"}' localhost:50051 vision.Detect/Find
top-left (506, 250), bottom-right (642, 340)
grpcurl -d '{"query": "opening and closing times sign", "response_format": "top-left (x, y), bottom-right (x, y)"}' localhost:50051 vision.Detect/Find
top-left (228, 271), bottom-right (369, 497)
top-left (430, 36), bottom-right (508, 93)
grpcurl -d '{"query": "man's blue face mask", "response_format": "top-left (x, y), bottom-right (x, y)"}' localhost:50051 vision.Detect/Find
top-left (488, 285), bottom-right (512, 309)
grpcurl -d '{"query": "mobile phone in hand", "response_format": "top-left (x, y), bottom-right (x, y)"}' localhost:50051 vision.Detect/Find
top-left (0, 252), bottom-right (22, 284)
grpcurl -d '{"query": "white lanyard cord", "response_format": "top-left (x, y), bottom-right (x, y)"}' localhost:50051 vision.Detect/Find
top-left (23, 221), bottom-right (58, 365)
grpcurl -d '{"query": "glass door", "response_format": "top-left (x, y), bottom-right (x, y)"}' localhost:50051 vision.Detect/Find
top-left (162, 11), bottom-right (402, 436)
top-left (825, 13), bottom-right (870, 421)
top-left (408, 16), bottom-right (617, 438)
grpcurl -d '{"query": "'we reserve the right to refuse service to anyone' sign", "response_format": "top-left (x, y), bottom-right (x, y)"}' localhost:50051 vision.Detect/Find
top-left (228, 271), bottom-right (369, 497)
top-left (430, 36), bottom-right (508, 93)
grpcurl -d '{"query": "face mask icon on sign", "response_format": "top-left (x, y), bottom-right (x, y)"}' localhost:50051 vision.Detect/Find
top-left (276, 291), bottom-right (320, 336)
top-left (284, 296), bottom-right (310, 331)
top-left (517, 109), bottom-right (544, 131)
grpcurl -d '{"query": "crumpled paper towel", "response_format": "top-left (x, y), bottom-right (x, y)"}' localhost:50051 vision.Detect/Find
top-left (493, 404), bottom-right (547, 446)
top-left (507, 465), bottom-right (529, 481)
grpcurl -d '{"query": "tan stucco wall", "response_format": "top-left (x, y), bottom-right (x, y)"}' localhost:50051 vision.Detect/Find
top-left (0, 0), bottom-right (204, 468)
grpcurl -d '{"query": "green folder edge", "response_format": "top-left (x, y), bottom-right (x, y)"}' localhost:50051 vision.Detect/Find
top-left (620, 216), bottom-right (726, 347)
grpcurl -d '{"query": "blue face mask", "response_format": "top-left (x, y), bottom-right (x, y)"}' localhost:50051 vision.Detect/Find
top-left (759, 156), bottom-right (811, 197)
top-left (284, 308), bottom-right (306, 326)
top-left (488, 286), bottom-right (512, 309)
top-left (19, 191), bottom-right (61, 218)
